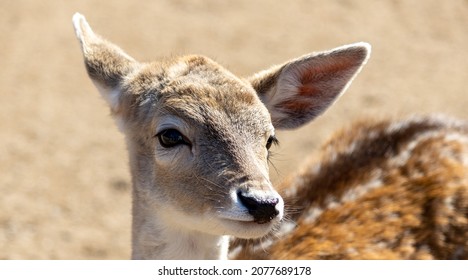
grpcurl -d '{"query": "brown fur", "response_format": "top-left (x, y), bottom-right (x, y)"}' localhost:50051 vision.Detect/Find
top-left (231, 115), bottom-right (468, 259)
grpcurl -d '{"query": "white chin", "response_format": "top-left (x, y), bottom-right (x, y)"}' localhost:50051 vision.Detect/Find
top-left (219, 218), bottom-right (279, 239)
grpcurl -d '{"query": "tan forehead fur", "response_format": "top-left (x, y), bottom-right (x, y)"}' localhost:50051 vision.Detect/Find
top-left (116, 55), bottom-right (271, 133)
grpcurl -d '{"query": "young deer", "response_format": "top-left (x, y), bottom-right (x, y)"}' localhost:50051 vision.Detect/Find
top-left (231, 115), bottom-right (468, 259)
top-left (72, 13), bottom-right (370, 259)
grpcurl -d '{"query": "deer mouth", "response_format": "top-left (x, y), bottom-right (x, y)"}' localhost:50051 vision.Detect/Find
top-left (217, 210), bottom-right (282, 239)
top-left (221, 217), bottom-right (279, 239)
top-left (218, 213), bottom-right (280, 225)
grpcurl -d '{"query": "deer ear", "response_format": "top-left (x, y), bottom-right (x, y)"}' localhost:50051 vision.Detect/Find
top-left (249, 43), bottom-right (371, 130)
top-left (72, 13), bottom-right (137, 112)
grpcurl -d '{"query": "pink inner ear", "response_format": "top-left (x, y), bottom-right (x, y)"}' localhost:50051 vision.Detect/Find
top-left (273, 57), bottom-right (359, 122)
top-left (298, 85), bottom-right (320, 96)
top-left (275, 98), bottom-right (325, 117)
top-left (297, 57), bottom-right (357, 97)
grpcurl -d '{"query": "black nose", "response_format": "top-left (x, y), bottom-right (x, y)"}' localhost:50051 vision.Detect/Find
top-left (237, 191), bottom-right (280, 224)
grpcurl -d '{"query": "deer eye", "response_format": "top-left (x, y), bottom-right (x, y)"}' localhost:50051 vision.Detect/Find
top-left (157, 129), bottom-right (190, 148)
top-left (266, 135), bottom-right (279, 150)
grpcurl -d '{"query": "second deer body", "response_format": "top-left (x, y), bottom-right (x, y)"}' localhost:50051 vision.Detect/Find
top-left (232, 115), bottom-right (468, 259)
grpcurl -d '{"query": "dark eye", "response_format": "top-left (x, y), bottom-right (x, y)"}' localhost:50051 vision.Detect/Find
top-left (266, 135), bottom-right (279, 150)
top-left (157, 129), bottom-right (190, 148)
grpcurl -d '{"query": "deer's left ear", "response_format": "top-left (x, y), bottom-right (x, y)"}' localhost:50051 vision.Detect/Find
top-left (72, 13), bottom-right (138, 113)
top-left (249, 43), bottom-right (371, 130)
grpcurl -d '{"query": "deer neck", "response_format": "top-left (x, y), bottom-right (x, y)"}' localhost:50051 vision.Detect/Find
top-left (130, 185), bottom-right (229, 260)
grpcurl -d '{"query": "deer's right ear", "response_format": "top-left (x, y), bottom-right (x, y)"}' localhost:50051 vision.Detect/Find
top-left (249, 43), bottom-right (371, 130)
top-left (72, 13), bottom-right (137, 112)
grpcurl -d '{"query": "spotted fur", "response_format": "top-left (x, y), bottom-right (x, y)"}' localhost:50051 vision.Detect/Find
top-left (231, 115), bottom-right (468, 259)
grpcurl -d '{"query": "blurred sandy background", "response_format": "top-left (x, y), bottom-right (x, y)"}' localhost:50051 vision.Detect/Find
top-left (0, 0), bottom-right (467, 259)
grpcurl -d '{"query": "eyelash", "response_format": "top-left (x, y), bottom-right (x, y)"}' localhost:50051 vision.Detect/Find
top-left (266, 135), bottom-right (279, 150)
